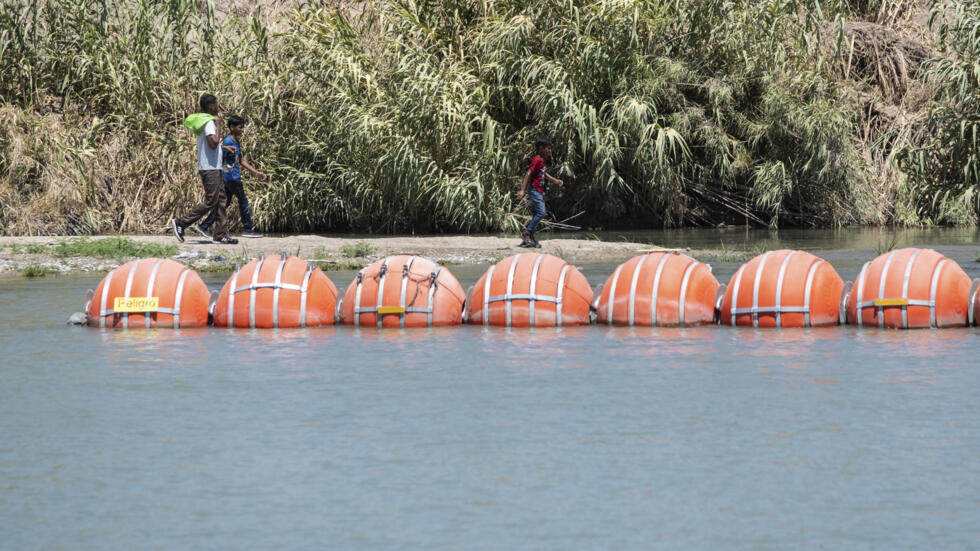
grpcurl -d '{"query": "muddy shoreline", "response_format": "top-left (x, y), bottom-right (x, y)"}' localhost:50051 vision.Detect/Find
top-left (0, 234), bottom-right (712, 274)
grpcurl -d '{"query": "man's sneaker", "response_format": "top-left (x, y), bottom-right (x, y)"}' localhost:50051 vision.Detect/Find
top-left (193, 224), bottom-right (212, 239)
top-left (241, 230), bottom-right (263, 238)
top-left (171, 218), bottom-right (185, 243)
top-left (213, 236), bottom-right (238, 245)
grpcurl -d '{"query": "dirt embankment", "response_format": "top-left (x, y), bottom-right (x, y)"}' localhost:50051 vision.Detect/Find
top-left (0, 234), bottom-right (696, 274)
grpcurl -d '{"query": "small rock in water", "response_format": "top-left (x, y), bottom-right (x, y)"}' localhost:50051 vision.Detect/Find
top-left (67, 312), bottom-right (88, 325)
top-left (172, 251), bottom-right (201, 260)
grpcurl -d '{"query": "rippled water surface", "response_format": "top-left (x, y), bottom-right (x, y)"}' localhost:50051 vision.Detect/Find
top-left (2, 231), bottom-right (980, 549)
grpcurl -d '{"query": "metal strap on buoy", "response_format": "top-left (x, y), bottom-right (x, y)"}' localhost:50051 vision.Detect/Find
top-left (968, 278), bottom-right (980, 327)
top-left (626, 253), bottom-right (650, 326)
top-left (374, 256), bottom-right (392, 328)
top-left (351, 256), bottom-right (443, 327)
top-left (727, 251), bottom-right (825, 328)
top-left (98, 259), bottom-right (189, 328)
top-left (854, 250), bottom-right (945, 328)
top-left (482, 254), bottom-right (572, 327)
top-left (677, 259), bottom-right (698, 326)
top-left (482, 264), bottom-right (496, 327)
top-left (605, 262), bottom-right (624, 326)
top-left (143, 259), bottom-right (165, 328)
top-left (649, 251), bottom-right (672, 326)
top-left (225, 254), bottom-right (315, 328)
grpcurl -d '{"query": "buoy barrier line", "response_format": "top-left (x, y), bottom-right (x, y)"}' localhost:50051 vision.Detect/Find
top-left (848, 248), bottom-right (967, 328)
top-left (723, 250), bottom-right (843, 328)
top-left (596, 252), bottom-right (716, 326)
top-left (469, 253), bottom-right (591, 327)
top-left (96, 259), bottom-right (189, 327)
top-left (345, 255), bottom-right (460, 327)
top-left (91, 259), bottom-right (208, 328)
top-left (217, 254), bottom-right (327, 328)
top-left (481, 262), bottom-right (573, 327)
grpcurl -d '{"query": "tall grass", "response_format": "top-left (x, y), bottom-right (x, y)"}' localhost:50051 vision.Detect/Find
top-left (0, 0), bottom-right (975, 235)
top-left (897, 0), bottom-right (980, 224)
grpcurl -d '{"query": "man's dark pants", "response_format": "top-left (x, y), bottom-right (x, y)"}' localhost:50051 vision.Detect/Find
top-left (177, 170), bottom-right (227, 239)
top-left (200, 179), bottom-right (253, 232)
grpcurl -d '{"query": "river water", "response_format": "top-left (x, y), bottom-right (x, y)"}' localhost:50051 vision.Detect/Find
top-left (2, 229), bottom-right (979, 549)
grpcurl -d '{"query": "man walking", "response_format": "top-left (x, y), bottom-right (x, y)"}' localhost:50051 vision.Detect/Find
top-left (172, 93), bottom-right (238, 245)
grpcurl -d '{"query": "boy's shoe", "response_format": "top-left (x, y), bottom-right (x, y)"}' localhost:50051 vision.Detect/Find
top-left (193, 224), bottom-right (212, 239)
top-left (529, 232), bottom-right (541, 248)
top-left (171, 218), bottom-right (185, 243)
top-left (518, 229), bottom-right (533, 247)
top-left (241, 230), bottom-right (263, 238)
top-left (213, 236), bottom-right (238, 245)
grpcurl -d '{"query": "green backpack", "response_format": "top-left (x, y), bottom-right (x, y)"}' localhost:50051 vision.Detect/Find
top-left (183, 113), bottom-right (216, 135)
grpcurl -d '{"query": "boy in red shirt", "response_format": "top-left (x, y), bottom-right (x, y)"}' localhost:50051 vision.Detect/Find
top-left (517, 136), bottom-right (563, 247)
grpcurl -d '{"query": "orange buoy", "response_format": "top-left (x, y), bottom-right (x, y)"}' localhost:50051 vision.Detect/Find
top-left (466, 253), bottom-right (592, 327)
top-left (213, 253), bottom-right (338, 328)
top-left (86, 258), bottom-right (209, 328)
top-left (721, 249), bottom-right (843, 328)
top-left (339, 255), bottom-right (466, 327)
top-left (595, 252), bottom-right (719, 326)
top-left (845, 248), bottom-right (970, 328)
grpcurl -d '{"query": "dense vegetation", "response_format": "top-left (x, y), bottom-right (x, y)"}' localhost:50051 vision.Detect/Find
top-left (0, 0), bottom-right (977, 235)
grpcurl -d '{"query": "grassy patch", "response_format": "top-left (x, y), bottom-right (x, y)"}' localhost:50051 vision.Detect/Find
top-left (717, 242), bottom-right (748, 263)
top-left (21, 264), bottom-right (54, 278)
top-left (53, 237), bottom-right (177, 259)
top-left (875, 236), bottom-right (900, 255)
top-left (340, 242), bottom-right (375, 258)
top-left (192, 264), bottom-right (237, 274)
top-left (5, 243), bottom-right (49, 254)
top-left (437, 259), bottom-right (459, 266)
top-left (312, 260), bottom-right (366, 271)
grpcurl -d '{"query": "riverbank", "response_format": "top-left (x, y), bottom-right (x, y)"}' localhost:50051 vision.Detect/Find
top-left (0, 234), bottom-right (695, 275)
